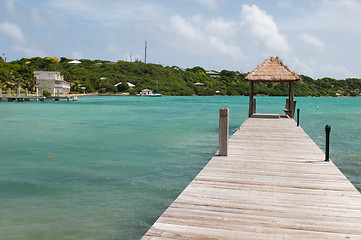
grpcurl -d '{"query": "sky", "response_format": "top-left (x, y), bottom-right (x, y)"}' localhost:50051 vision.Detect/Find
top-left (1, 0), bottom-right (361, 79)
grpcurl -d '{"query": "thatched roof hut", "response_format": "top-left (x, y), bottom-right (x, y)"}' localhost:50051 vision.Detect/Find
top-left (245, 57), bottom-right (301, 118)
top-left (245, 57), bottom-right (301, 82)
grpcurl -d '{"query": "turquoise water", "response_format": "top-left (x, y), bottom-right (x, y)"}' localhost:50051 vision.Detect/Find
top-left (0, 96), bottom-right (360, 240)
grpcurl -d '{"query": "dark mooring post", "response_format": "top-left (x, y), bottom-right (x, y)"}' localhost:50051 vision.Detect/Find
top-left (325, 125), bottom-right (331, 161)
top-left (248, 82), bottom-right (254, 117)
top-left (289, 82), bottom-right (295, 118)
top-left (219, 108), bottom-right (229, 156)
top-left (253, 98), bottom-right (257, 114)
top-left (297, 108), bottom-right (300, 126)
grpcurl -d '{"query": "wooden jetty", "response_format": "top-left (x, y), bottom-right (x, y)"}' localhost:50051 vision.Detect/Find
top-left (0, 95), bottom-right (46, 102)
top-left (1, 88), bottom-right (77, 102)
top-left (142, 115), bottom-right (361, 239)
top-left (0, 95), bottom-right (77, 102)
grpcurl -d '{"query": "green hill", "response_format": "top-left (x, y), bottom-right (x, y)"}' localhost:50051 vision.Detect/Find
top-left (1, 57), bottom-right (360, 97)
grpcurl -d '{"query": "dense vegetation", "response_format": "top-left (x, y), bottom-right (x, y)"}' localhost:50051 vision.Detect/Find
top-left (1, 56), bottom-right (360, 96)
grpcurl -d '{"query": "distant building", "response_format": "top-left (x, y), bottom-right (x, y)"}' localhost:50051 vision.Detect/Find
top-left (194, 82), bottom-right (206, 89)
top-left (68, 60), bottom-right (81, 65)
top-left (206, 70), bottom-right (220, 78)
top-left (114, 82), bottom-right (135, 89)
top-left (140, 89), bottom-right (153, 96)
top-left (34, 71), bottom-right (71, 96)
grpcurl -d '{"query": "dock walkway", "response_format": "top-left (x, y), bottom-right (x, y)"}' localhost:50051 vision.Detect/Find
top-left (0, 95), bottom-right (77, 102)
top-left (143, 115), bottom-right (361, 239)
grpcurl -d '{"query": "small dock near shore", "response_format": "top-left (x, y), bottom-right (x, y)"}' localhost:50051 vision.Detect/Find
top-left (0, 95), bottom-right (77, 102)
top-left (143, 115), bottom-right (361, 239)
top-left (1, 87), bottom-right (78, 102)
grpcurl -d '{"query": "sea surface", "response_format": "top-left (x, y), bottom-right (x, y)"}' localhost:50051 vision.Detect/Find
top-left (0, 96), bottom-right (360, 240)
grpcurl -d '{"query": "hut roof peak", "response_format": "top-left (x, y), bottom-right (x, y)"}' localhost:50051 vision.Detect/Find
top-left (245, 57), bottom-right (301, 82)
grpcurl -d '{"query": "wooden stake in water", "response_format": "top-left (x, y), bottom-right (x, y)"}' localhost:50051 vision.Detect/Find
top-left (253, 98), bottom-right (257, 114)
top-left (219, 108), bottom-right (229, 156)
top-left (325, 125), bottom-right (331, 161)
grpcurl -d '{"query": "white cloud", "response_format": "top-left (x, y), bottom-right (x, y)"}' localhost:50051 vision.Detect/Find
top-left (286, 56), bottom-right (316, 78)
top-left (30, 7), bottom-right (46, 26)
top-left (0, 22), bottom-right (25, 43)
top-left (163, 14), bottom-right (245, 61)
top-left (205, 17), bottom-right (236, 39)
top-left (197, 0), bottom-right (219, 10)
top-left (71, 51), bottom-right (84, 60)
top-left (240, 4), bottom-right (290, 56)
top-left (300, 33), bottom-right (326, 50)
top-left (318, 62), bottom-right (353, 79)
top-left (4, 0), bottom-right (16, 13)
top-left (47, 0), bottom-right (166, 26)
top-left (13, 45), bottom-right (44, 57)
top-left (281, 0), bottom-right (361, 32)
top-left (286, 55), bottom-right (354, 79)
top-left (277, 1), bottom-right (292, 9)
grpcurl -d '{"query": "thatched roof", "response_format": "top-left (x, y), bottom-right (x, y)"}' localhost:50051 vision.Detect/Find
top-left (245, 57), bottom-right (301, 82)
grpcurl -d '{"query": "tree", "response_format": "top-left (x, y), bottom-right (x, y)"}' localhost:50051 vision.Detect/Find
top-left (45, 57), bottom-right (59, 64)
top-left (117, 81), bottom-right (129, 92)
top-left (220, 70), bottom-right (235, 79)
top-left (109, 85), bottom-right (118, 93)
top-left (43, 90), bottom-right (51, 97)
top-left (187, 66), bottom-right (206, 74)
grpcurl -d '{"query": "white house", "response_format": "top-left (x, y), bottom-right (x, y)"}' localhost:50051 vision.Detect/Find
top-left (140, 89), bottom-right (153, 96)
top-left (68, 60), bottom-right (81, 65)
top-left (194, 82), bottom-right (206, 89)
top-left (206, 70), bottom-right (220, 78)
top-left (34, 71), bottom-right (71, 96)
top-left (114, 82), bottom-right (135, 89)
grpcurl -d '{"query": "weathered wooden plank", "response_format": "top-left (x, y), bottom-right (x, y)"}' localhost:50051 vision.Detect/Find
top-left (142, 117), bottom-right (361, 239)
top-left (173, 196), bottom-right (361, 220)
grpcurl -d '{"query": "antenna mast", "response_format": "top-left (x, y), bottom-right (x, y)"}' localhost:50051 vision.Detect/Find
top-left (145, 41), bottom-right (147, 64)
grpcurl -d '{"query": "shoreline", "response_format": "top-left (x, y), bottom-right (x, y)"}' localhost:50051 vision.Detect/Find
top-left (69, 93), bottom-right (361, 98)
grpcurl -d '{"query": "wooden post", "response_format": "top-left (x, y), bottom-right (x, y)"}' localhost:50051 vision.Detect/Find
top-left (25, 88), bottom-right (28, 97)
top-left (325, 125), bottom-right (331, 161)
top-left (253, 98), bottom-right (257, 114)
top-left (297, 108), bottom-right (300, 126)
top-left (219, 108), bottom-right (229, 156)
top-left (248, 82), bottom-right (254, 117)
top-left (289, 82), bottom-right (294, 118)
top-left (8, 88), bottom-right (11, 96)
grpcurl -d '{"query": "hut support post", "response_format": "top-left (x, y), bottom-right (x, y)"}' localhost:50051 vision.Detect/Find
top-left (289, 82), bottom-right (294, 118)
top-left (253, 98), bottom-right (256, 114)
top-left (248, 82), bottom-right (254, 117)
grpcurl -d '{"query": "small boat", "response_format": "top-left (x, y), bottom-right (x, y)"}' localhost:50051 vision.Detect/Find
top-left (145, 93), bottom-right (162, 97)
top-left (140, 81), bottom-right (162, 97)
top-left (148, 81), bottom-right (162, 97)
